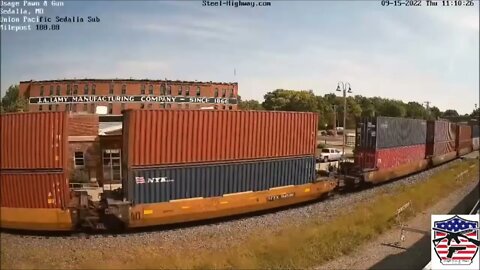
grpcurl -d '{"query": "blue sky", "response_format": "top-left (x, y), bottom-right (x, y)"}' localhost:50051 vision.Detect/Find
top-left (1, 0), bottom-right (478, 114)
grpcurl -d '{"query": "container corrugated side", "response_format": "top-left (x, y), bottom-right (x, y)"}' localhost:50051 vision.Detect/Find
top-left (0, 112), bottom-right (68, 170)
top-left (427, 120), bottom-right (456, 143)
top-left (456, 125), bottom-right (472, 150)
top-left (123, 110), bottom-right (318, 167)
top-left (355, 145), bottom-right (425, 170)
top-left (125, 156), bottom-right (316, 204)
top-left (0, 172), bottom-right (70, 208)
top-left (426, 121), bottom-right (456, 157)
top-left (376, 117), bottom-right (426, 149)
top-left (68, 114), bottom-right (99, 136)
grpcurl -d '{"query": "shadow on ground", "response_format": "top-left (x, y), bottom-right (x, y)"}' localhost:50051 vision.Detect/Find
top-left (369, 182), bottom-right (479, 270)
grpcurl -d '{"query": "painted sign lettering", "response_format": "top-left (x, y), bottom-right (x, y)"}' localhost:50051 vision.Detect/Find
top-left (29, 95), bottom-right (238, 105)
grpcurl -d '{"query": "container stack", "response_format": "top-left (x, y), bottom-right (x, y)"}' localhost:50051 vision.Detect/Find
top-left (426, 120), bottom-right (457, 161)
top-left (122, 110), bottom-right (318, 204)
top-left (456, 124), bottom-right (472, 155)
top-left (471, 124), bottom-right (479, 151)
top-left (354, 117), bottom-right (427, 170)
top-left (0, 112), bottom-right (70, 209)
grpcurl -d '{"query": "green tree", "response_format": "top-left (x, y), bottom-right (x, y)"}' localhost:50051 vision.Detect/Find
top-left (1, 85), bottom-right (28, 113)
top-left (429, 106), bottom-right (442, 119)
top-left (262, 89), bottom-right (318, 112)
top-left (443, 109), bottom-right (459, 117)
top-left (470, 108), bottom-right (479, 118)
top-left (238, 99), bottom-right (264, 110)
top-left (405, 102), bottom-right (427, 119)
top-left (378, 100), bottom-right (406, 117)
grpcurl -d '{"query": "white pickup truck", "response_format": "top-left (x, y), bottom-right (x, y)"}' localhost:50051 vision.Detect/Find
top-left (318, 148), bottom-right (344, 162)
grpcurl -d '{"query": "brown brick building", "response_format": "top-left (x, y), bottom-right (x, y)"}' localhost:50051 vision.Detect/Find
top-left (19, 79), bottom-right (239, 115)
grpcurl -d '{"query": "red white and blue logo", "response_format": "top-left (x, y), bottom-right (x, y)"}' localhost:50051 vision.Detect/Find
top-left (431, 215), bottom-right (479, 269)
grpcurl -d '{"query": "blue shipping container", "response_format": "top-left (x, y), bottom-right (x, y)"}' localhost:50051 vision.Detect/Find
top-left (125, 156), bottom-right (316, 204)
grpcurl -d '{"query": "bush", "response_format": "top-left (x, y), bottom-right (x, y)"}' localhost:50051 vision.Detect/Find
top-left (317, 143), bottom-right (326, 149)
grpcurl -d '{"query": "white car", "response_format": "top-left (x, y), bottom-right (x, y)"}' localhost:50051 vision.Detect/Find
top-left (319, 148), bottom-right (344, 162)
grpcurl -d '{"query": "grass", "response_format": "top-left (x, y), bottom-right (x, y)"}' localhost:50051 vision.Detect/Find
top-left (98, 158), bottom-right (479, 270)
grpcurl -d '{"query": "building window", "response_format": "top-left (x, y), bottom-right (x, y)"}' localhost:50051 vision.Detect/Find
top-left (147, 103), bottom-right (152, 109)
top-left (214, 105), bottom-right (218, 110)
top-left (167, 86), bottom-right (171, 95)
top-left (40, 86), bottom-right (44, 96)
top-left (92, 84), bottom-right (96, 95)
top-left (178, 104), bottom-right (183, 109)
top-left (83, 104), bottom-right (88, 111)
top-left (84, 84), bottom-right (89, 95)
top-left (178, 86), bottom-right (182, 96)
top-left (149, 85), bottom-right (153, 95)
top-left (90, 104), bottom-right (95, 113)
top-left (140, 104), bottom-right (145, 109)
top-left (66, 85), bottom-right (71, 95)
top-left (110, 84), bottom-right (115, 94)
top-left (72, 104), bottom-right (77, 112)
top-left (229, 106), bottom-right (232, 110)
top-left (39, 105), bottom-right (43, 111)
top-left (141, 84), bottom-right (146, 95)
top-left (56, 85), bottom-right (60, 96)
top-left (48, 104), bottom-right (52, 111)
top-left (108, 103), bottom-right (113, 114)
top-left (55, 104), bottom-right (59, 111)
top-left (166, 103), bottom-right (171, 108)
top-left (196, 104), bottom-right (201, 109)
top-left (74, 151), bottom-right (85, 167)
top-left (160, 103), bottom-right (165, 109)
top-left (222, 89), bottom-right (226, 97)
top-left (161, 85), bottom-right (166, 95)
top-left (121, 85), bottom-right (126, 94)
top-left (185, 103), bottom-right (190, 109)
top-left (49, 85), bottom-right (54, 96)
top-left (65, 104), bottom-right (71, 112)
top-left (230, 89), bottom-right (234, 98)
top-left (121, 103), bottom-right (125, 111)
top-left (73, 85), bottom-right (78, 95)
top-left (185, 86), bottom-right (190, 96)
top-left (214, 88), bottom-right (219, 97)
top-left (196, 86), bottom-right (201, 96)
top-left (103, 149), bottom-right (122, 182)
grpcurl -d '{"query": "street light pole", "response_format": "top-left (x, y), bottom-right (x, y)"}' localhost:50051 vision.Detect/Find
top-left (336, 82), bottom-right (352, 158)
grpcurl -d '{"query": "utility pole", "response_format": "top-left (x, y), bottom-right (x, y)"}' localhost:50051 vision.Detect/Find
top-left (424, 101), bottom-right (431, 118)
top-left (332, 105), bottom-right (337, 137)
top-left (336, 82), bottom-right (352, 158)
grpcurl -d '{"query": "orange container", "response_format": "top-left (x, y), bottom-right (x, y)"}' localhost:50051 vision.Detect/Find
top-left (0, 112), bottom-right (68, 170)
top-left (123, 110), bottom-right (318, 167)
top-left (0, 172), bottom-right (70, 208)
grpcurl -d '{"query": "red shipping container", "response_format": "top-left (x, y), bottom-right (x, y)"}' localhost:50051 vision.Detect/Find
top-left (68, 114), bottom-right (99, 136)
top-left (0, 112), bottom-right (68, 170)
top-left (123, 110), bottom-right (318, 167)
top-left (456, 125), bottom-right (472, 151)
top-left (355, 145), bottom-right (426, 170)
top-left (0, 172), bottom-right (70, 208)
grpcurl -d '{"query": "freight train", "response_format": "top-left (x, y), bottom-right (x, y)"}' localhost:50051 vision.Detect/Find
top-left (0, 111), bottom-right (478, 232)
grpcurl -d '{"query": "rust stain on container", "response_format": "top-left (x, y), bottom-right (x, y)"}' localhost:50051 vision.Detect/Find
top-left (0, 112), bottom-right (68, 170)
top-left (0, 172), bottom-right (70, 209)
top-left (68, 114), bottom-right (99, 136)
top-left (123, 110), bottom-right (318, 167)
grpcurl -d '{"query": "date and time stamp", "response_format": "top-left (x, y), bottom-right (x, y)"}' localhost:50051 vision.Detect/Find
top-left (0, 0), bottom-right (477, 32)
top-left (381, 0), bottom-right (475, 6)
